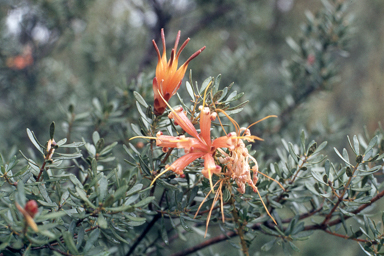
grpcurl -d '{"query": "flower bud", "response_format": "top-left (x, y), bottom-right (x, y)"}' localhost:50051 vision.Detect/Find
top-left (25, 200), bottom-right (38, 218)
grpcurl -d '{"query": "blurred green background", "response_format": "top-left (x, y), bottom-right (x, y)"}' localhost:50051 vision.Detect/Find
top-left (1, 0), bottom-right (383, 255)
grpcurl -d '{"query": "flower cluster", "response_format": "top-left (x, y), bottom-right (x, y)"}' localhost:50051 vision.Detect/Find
top-left (153, 106), bottom-right (239, 189)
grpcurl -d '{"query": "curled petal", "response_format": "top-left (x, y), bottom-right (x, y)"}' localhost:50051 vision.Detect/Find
top-left (170, 108), bottom-right (204, 143)
top-left (199, 107), bottom-right (212, 147)
top-left (212, 132), bottom-right (237, 149)
top-left (169, 152), bottom-right (205, 175)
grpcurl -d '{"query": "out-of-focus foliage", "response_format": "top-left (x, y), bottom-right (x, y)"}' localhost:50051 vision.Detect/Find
top-left (1, 0), bottom-right (384, 255)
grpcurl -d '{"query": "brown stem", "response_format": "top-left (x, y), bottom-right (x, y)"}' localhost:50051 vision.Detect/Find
top-left (170, 230), bottom-right (237, 256)
top-left (321, 163), bottom-right (359, 226)
top-left (36, 147), bottom-right (55, 182)
top-left (229, 195), bottom-right (249, 256)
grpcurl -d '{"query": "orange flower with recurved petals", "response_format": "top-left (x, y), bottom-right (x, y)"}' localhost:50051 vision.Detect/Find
top-left (152, 105), bottom-right (246, 191)
top-left (152, 29), bottom-right (205, 116)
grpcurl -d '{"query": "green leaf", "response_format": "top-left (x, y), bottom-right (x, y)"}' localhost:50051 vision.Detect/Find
top-left (286, 36), bottom-right (300, 53)
top-left (56, 138), bottom-right (67, 146)
top-left (261, 238), bottom-right (276, 251)
top-left (114, 185), bottom-right (128, 201)
top-left (288, 241), bottom-right (300, 252)
top-left (69, 174), bottom-right (84, 189)
top-left (199, 77), bottom-right (212, 94)
top-left (227, 100), bottom-right (249, 111)
top-left (76, 227), bottom-right (85, 250)
top-left (133, 91), bottom-right (148, 108)
top-left (339, 208), bottom-right (355, 217)
top-left (134, 196), bottom-right (155, 208)
top-left (98, 213), bottom-right (108, 229)
top-left (60, 142), bottom-right (85, 148)
top-left (131, 123), bottom-right (142, 136)
top-left (84, 229), bottom-right (100, 252)
top-left (17, 181), bottom-right (26, 206)
top-left (313, 141), bottom-right (327, 155)
top-left (365, 136), bottom-right (378, 155)
top-left (185, 81), bottom-right (195, 100)
top-left (76, 186), bottom-right (97, 208)
top-left (0, 234), bottom-right (12, 250)
top-left (180, 216), bottom-right (193, 232)
top-left (99, 142), bottom-right (118, 156)
top-left (288, 142), bottom-right (299, 164)
top-left (98, 176), bottom-right (108, 202)
top-left (106, 204), bottom-right (134, 213)
top-left (92, 131), bottom-right (100, 146)
top-left (49, 122), bottom-right (55, 140)
top-left (161, 216), bottom-right (169, 245)
top-left (300, 130), bottom-right (306, 153)
top-left (333, 147), bottom-right (352, 166)
top-left (36, 211), bottom-right (67, 221)
top-left (126, 184), bottom-right (143, 197)
top-left (63, 231), bottom-right (79, 254)
top-left (26, 128), bottom-right (44, 155)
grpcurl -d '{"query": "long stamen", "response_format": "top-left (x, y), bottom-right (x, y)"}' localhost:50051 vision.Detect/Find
top-left (150, 167), bottom-right (172, 186)
top-left (219, 180), bottom-right (225, 223)
top-left (129, 136), bottom-right (157, 140)
top-left (258, 172), bottom-right (285, 191)
top-left (246, 115), bottom-right (278, 130)
top-left (216, 114), bottom-right (228, 135)
top-left (202, 81), bottom-right (212, 108)
top-left (216, 109), bottom-right (240, 135)
top-left (205, 182), bottom-right (222, 237)
top-left (255, 188), bottom-right (277, 225)
top-left (208, 169), bottom-right (214, 193)
top-left (194, 179), bottom-right (221, 218)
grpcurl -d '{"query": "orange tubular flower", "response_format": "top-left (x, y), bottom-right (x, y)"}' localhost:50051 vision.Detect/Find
top-left (152, 29), bottom-right (206, 116)
top-left (153, 106), bottom-right (236, 190)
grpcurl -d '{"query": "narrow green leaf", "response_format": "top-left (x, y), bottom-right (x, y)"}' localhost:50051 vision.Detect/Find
top-left (288, 142), bottom-right (299, 164)
top-left (126, 184), bottom-right (143, 197)
top-left (365, 136), bottom-right (378, 155)
top-left (63, 231), bottom-right (79, 254)
top-left (76, 186), bottom-right (97, 208)
top-left (161, 216), bottom-right (169, 245)
top-left (17, 181), bottom-right (26, 206)
top-left (36, 211), bottom-right (67, 221)
top-left (84, 229), bottom-right (100, 252)
top-left (26, 129), bottom-right (44, 155)
top-left (333, 147), bottom-right (352, 166)
top-left (76, 226), bottom-right (85, 249)
top-left (134, 196), bottom-right (155, 208)
top-left (289, 241), bottom-right (300, 252)
top-left (98, 213), bottom-right (108, 229)
top-left (98, 176), bottom-right (108, 202)
top-left (131, 123), bottom-right (142, 136)
top-left (227, 100), bottom-right (249, 111)
top-left (313, 141), bottom-right (327, 155)
top-left (99, 142), bottom-right (118, 156)
top-left (199, 77), bottom-right (212, 94)
top-left (300, 130), bottom-right (306, 153)
top-left (106, 204), bottom-right (134, 213)
top-left (0, 234), bottom-right (12, 250)
top-left (133, 91), bottom-right (148, 108)
top-left (180, 216), bottom-right (193, 232)
top-left (49, 122), bottom-right (55, 140)
top-left (185, 81), bottom-right (195, 100)
top-left (261, 238), bottom-right (276, 251)
top-left (92, 131), bottom-right (100, 146)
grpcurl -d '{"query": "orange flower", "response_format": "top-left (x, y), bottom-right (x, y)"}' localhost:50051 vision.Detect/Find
top-left (152, 29), bottom-right (206, 115)
top-left (152, 106), bottom-right (238, 190)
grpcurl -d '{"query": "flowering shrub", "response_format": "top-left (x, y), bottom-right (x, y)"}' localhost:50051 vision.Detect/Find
top-left (1, 1), bottom-right (384, 256)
